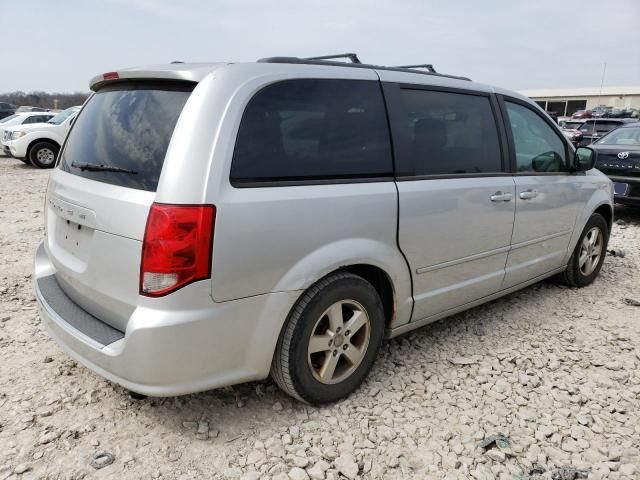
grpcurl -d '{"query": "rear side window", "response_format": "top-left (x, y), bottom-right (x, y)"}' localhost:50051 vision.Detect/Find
top-left (60, 81), bottom-right (194, 192)
top-left (398, 89), bottom-right (502, 175)
top-left (230, 79), bottom-right (392, 184)
top-left (23, 116), bottom-right (44, 124)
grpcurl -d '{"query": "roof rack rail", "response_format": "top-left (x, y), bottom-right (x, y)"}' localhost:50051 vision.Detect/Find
top-left (256, 54), bottom-right (471, 81)
top-left (394, 64), bottom-right (436, 73)
top-left (305, 53), bottom-right (361, 64)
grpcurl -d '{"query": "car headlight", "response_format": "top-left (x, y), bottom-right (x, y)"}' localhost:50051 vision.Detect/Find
top-left (11, 131), bottom-right (26, 139)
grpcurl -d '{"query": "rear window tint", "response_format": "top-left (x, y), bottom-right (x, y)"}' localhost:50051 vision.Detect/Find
top-left (60, 81), bottom-right (194, 192)
top-left (230, 79), bottom-right (392, 184)
top-left (398, 89), bottom-right (502, 175)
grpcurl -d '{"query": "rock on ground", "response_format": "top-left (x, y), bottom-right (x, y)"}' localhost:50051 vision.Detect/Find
top-left (1, 158), bottom-right (640, 478)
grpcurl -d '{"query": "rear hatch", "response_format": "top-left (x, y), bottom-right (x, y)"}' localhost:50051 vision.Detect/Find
top-left (45, 80), bottom-right (195, 331)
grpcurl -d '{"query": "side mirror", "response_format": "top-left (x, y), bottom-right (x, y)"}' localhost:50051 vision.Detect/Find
top-left (573, 146), bottom-right (597, 171)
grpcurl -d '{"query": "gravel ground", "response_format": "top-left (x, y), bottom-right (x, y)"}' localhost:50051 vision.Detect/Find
top-left (1, 157), bottom-right (639, 480)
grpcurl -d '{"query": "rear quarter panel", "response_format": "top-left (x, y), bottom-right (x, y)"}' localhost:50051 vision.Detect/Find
top-left (166, 64), bottom-right (413, 327)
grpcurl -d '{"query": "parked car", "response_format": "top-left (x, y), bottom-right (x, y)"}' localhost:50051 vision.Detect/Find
top-left (577, 119), bottom-right (636, 146)
top-left (16, 106), bottom-right (49, 112)
top-left (33, 59), bottom-right (613, 404)
top-left (572, 109), bottom-right (592, 119)
top-left (0, 102), bottom-right (16, 120)
top-left (559, 120), bottom-right (584, 146)
top-left (592, 122), bottom-right (640, 206)
top-left (1, 112), bottom-right (57, 156)
top-left (608, 108), bottom-right (624, 118)
top-left (2, 106), bottom-right (80, 167)
top-left (591, 106), bottom-right (612, 119)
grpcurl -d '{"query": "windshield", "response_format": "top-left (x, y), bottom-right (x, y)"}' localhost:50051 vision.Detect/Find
top-left (59, 81), bottom-right (194, 192)
top-left (579, 122), bottom-right (620, 134)
top-left (48, 107), bottom-right (79, 125)
top-left (0, 114), bottom-right (18, 123)
top-left (596, 126), bottom-right (640, 146)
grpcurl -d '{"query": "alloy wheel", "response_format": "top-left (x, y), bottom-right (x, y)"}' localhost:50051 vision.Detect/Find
top-left (307, 299), bottom-right (371, 385)
top-left (578, 227), bottom-right (603, 276)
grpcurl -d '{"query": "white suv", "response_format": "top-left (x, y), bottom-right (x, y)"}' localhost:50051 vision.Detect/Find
top-left (1, 112), bottom-right (56, 157)
top-left (3, 106), bottom-right (80, 167)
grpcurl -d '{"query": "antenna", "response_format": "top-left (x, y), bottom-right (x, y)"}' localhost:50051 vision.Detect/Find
top-left (592, 62), bottom-right (607, 142)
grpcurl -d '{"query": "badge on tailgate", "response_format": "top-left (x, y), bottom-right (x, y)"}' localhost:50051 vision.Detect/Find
top-left (48, 195), bottom-right (97, 229)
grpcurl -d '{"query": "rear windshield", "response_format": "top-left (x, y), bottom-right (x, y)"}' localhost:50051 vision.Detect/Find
top-left (59, 81), bottom-right (194, 192)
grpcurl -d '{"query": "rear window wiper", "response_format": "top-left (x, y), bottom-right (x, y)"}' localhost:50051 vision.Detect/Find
top-left (71, 161), bottom-right (138, 174)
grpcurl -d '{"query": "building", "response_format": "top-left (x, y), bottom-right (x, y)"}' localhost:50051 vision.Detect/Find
top-left (518, 86), bottom-right (640, 117)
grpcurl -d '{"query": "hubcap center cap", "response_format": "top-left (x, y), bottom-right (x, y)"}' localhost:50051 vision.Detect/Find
top-left (333, 333), bottom-right (344, 347)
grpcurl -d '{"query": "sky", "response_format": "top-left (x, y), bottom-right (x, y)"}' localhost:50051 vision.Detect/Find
top-left (4, 0), bottom-right (640, 93)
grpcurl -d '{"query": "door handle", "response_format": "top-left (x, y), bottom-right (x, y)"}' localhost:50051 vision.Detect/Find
top-left (490, 191), bottom-right (513, 202)
top-left (519, 189), bottom-right (539, 200)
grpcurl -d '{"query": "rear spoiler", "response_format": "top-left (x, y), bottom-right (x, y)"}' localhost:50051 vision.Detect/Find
top-left (89, 63), bottom-right (228, 91)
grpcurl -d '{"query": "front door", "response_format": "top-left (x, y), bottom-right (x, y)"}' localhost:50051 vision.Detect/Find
top-left (500, 98), bottom-right (581, 288)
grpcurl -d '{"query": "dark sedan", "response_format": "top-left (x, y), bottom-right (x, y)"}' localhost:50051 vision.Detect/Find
top-left (592, 122), bottom-right (640, 207)
top-left (577, 119), bottom-right (636, 146)
top-left (0, 102), bottom-right (16, 120)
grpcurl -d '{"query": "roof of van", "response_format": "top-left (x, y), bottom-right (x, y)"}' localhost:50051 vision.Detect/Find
top-left (88, 61), bottom-right (530, 104)
top-left (89, 63), bottom-right (229, 90)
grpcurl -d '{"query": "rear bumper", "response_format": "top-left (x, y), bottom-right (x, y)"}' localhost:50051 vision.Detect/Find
top-left (34, 240), bottom-right (299, 396)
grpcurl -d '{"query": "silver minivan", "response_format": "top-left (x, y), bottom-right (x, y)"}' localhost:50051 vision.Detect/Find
top-left (34, 55), bottom-right (613, 404)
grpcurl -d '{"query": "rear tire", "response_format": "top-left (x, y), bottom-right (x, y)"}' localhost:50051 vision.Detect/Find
top-left (271, 272), bottom-right (384, 404)
top-left (29, 141), bottom-right (59, 169)
top-left (557, 213), bottom-right (609, 287)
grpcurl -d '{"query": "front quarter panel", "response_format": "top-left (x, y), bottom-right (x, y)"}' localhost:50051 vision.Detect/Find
top-left (8, 127), bottom-right (66, 158)
top-left (563, 169), bottom-right (613, 264)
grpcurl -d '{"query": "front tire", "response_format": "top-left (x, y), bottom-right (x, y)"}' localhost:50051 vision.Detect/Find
top-left (29, 141), bottom-right (59, 169)
top-left (558, 213), bottom-right (609, 287)
top-left (271, 272), bottom-right (384, 404)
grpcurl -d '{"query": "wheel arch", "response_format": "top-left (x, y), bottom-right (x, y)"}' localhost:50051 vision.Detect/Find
top-left (593, 203), bottom-right (613, 231)
top-left (271, 238), bottom-right (414, 330)
top-left (563, 192), bottom-right (613, 265)
top-left (26, 137), bottom-right (61, 161)
top-left (340, 264), bottom-right (395, 329)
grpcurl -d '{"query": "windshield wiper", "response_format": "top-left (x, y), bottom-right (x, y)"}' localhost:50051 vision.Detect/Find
top-left (71, 161), bottom-right (137, 174)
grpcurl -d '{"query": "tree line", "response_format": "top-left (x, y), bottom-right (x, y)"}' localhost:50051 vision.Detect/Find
top-left (0, 91), bottom-right (90, 110)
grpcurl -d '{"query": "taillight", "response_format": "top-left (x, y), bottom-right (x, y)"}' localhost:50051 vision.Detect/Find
top-left (140, 203), bottom-right (216, 297)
